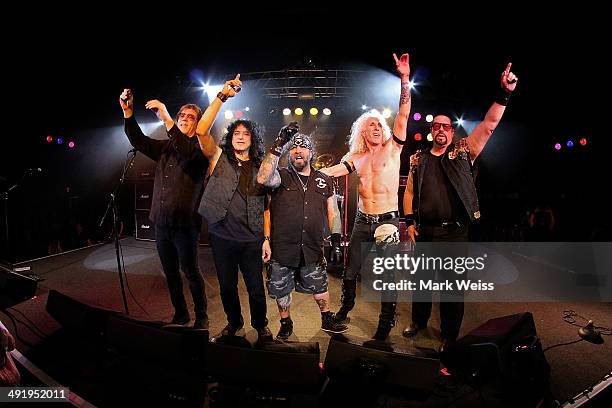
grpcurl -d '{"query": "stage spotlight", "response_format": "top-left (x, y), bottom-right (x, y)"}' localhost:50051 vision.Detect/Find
top-left (554, 143), bottom-right (562, 151)
top-left (408, 80), bottom-right (416, 90)
top-left (235, 111), bottom-right (244, 119)
top-left (310, 107), bottom-right (319, 116)
top-left (426, 114), bottom-right (434, 123)
top-left (202, 83), bottom-right (224, 103)
top-left (46, 136), bottom-right (53, 143)
top-left (295, 108), bottom-right (304, 116)
top-left (413, 113), bottom-right (421, 121)
top-left (414, 133), bottom-right (422, 141)
top-left (382, 108), bottom-right (392, 119)
top-left (245, 107), bottom-right (250, 112)
top-left (427, 133), bottom-right (433, 142)
top-left (283, 108), bottom-right (291, 116)
top-left (57, 138), bottom-right (63, 145)
top-left (361, 105), bottom-right (368, 110)
top-left (68, 141), bottom-right (75, 148)
top-left (566, 140), bottom-right (574, 148)
top-left (224, 110), bottom-right (234, 120)
top-left (323, 108), bottom-right (332, 116)
top-left (457, 118), bottom-right (465, 127)
top-left (580, 138), bottom-right (587, 146)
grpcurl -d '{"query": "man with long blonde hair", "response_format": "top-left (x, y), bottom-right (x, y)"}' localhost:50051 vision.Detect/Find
top-left (322, 53), bottom-right (411, 340)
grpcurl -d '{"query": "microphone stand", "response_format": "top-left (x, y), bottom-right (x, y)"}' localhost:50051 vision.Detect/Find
top-left (98, 150), bottom-right (136, 314)
top-left (1, 169), bottom-right (33, 267)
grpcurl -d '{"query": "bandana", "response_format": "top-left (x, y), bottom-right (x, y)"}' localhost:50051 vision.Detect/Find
top-left (289, 134), bottom-right (313, 151)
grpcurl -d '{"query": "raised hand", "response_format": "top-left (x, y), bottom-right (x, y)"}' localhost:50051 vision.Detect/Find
top-left (393, 53), bottom-right (410, 78)
top-left (501, 63), bottom-right (518, 92)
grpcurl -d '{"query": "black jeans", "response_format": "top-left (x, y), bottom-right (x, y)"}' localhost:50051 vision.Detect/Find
top-left (411, 224), bottom-right (468, 340)
top-left (155, 224), bottom-right (207, 319)
top-left (209, 234), bottom-right (268, 329)
top-left (344, 217), bottom-right (399, 324)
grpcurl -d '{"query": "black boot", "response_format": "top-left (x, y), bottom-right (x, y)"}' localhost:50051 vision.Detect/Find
top-left (372, 302), bottom-right (397, 341)
top-left (322, 311), bottom-right (349, 334)
top-left (334, 279), bottom-right (357, 324)
top-left (276, 317), bottom-right (293, 341)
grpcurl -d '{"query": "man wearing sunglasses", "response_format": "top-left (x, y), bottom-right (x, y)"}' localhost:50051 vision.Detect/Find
top-left (120, 91), bottom-right (209, 330)
top-left (402, 64), bottom-right (518, 353)
top-left (321, 53), bottom-right (412, 340)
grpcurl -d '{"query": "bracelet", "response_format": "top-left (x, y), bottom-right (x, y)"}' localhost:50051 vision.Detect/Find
top-left (404, 214), bottom-right (415, 226)
top-left (264, 236), bottom-right (271, 241)
top-left (495, 89), bottom-right (512, 106)
top-left (217, 92), bottom-right (229, 103)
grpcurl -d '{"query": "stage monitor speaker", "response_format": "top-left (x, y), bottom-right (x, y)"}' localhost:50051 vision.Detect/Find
top-left (207, 339), bottom-right (321, 391)
top-left (451, 312), bottom-right (537, 378)
top-left (104, 314), bottom-right (208, 370)
top-left (0, 267), bottom-right (38, 309)
top-left (324, 334), bottom-right (439, 393)
top-left (451, 312), bottom-right (551, 402)
top-left (45, 289), bottom-right (117, 335)
top-left (135, 209), bottom-right (155, 241)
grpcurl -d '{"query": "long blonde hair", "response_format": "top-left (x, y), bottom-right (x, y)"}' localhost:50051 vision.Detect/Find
top-left (343, 109), bottom-right (392, 161)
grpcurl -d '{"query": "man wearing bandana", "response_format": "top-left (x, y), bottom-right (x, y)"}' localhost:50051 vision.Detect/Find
top-left (257, 127), bottom-right (348, 340)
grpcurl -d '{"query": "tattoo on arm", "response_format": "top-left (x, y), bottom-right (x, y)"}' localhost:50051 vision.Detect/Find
top-left (400, 82), bottom-right (411, 106)
top-left (258, 153), bottom-right (281, 187)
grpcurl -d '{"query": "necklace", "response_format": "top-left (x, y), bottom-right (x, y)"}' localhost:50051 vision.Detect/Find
top-left (292, 166), bottom-right (310, 192)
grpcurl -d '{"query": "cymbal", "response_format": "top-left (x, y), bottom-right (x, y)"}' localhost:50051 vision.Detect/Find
top-left (313, 153), bottom-right (335, 169)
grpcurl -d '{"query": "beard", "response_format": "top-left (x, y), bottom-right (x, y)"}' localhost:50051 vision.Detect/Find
top-left (434, 133), bottom-right (448, 147)
top-left (290, 156), bottom-right (309, 171)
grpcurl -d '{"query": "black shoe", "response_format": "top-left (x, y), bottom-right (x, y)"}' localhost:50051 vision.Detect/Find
top-left (256, 326), bottom-right (274, 343)
top-left (193, 316), bottom-right (209, 330)
top-left (322, 313), bottom-right (349, 334)
top-left (210, 323), bottom-right (245, 342)
top-left (333, 309), bottom-right (350, 325)
top-left (438, 338), bottom-right (458, 355)
top-left (276, 318), bottom-right (293, 341)
top-left (372, 321), bottom-right (395, 341)
top-left (402, 322), bottom-right (425, 338)
top-left (163, 313), bottom-right (190, 327)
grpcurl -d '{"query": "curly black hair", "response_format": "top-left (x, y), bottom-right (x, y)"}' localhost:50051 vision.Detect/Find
top-left (220, 119), bottom-right (266, 166)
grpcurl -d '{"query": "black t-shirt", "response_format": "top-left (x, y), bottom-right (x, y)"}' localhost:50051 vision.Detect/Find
top-left (418, 151), bottom-right (465, 223)
top-left (208, 159), bottom-right (258, 242)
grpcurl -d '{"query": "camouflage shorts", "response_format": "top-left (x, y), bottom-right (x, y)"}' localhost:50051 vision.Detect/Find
top-left (266, 258), bottom-right (328, 298)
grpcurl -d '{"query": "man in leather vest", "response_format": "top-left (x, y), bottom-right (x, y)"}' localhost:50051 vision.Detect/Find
top-left (195, 76), bottom-right (273, 343)
top-left (402, 63), bottom-right (518, 352)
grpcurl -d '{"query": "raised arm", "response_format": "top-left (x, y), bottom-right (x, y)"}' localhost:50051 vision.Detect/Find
top-left (195, 74), bottom-right (242, 160)
top-left (392, 52), bottom-right (411, 149)
top-left (466, 63), bottom-right (518, 161)
top-left (256, 122), bottom-right (299, 188)
top-left (120, 89), bottom-right (165, 161)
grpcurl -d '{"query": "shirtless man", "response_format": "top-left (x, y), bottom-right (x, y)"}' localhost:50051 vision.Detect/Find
top-left (321, 52), bottom-right (411, 340)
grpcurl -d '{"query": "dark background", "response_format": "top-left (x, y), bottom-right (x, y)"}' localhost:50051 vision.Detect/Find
top-left (1, 8), bottom-right (607, 261)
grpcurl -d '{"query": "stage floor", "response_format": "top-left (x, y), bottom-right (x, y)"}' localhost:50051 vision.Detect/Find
top-left (3, 237), bottom-right (611, 405)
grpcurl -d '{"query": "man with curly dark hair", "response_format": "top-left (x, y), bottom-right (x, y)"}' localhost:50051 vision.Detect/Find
top-left (196, 75), bottom-right (273, 343)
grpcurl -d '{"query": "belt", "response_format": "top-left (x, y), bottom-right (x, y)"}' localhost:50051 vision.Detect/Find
top-left (356, 210), bottom-right (399, 224)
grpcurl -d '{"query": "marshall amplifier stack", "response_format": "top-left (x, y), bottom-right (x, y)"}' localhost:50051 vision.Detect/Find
top-left (133, 171), bottom-right (209, 245)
